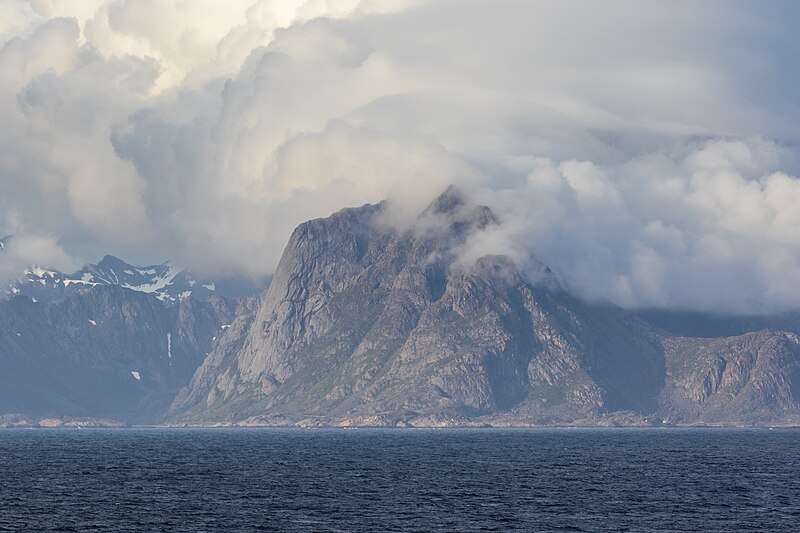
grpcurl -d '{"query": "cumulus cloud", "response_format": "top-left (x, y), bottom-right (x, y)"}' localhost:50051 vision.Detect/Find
top-left (2, 0), bottom-right (800, 314)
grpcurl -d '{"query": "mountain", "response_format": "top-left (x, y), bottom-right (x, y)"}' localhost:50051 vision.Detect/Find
top-left (170, 187), bottom-right (800, 427)
top-left (0, 251), bottom-right (265, 425)
top-left (7, 254), bottom-right (265, 304)
top-left (0, 285), bottom-right (252, 423)
top-left (659, 331), bottom-right (800, 425)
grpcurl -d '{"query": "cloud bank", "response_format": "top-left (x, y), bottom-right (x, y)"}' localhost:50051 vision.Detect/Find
top-left (2, 0), bottom-right (800, 314)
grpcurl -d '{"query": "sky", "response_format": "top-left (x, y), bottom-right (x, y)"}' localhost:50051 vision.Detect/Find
top-left (1, 0), bottom-right (800, 314)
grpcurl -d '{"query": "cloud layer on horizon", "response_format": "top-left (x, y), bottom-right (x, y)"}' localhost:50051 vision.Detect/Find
top-left (2, 0), bottom-right (800, 314)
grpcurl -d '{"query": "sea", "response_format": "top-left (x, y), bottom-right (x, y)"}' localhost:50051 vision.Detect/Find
top-left (0, 427), bottom-right (798, 532)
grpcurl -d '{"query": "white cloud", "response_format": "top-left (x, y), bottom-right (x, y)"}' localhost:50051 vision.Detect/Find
top-left (2, 0), bottom-right (800, 314)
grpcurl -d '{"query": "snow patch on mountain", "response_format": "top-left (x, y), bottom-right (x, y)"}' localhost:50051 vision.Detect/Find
top-left (3, 245), bottom-right (269, 304)
top-left (8, 256), bottom-right (222, 303)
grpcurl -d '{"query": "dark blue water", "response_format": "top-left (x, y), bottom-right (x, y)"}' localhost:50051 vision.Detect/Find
top-left (0, 428), bottom-right (798, 532)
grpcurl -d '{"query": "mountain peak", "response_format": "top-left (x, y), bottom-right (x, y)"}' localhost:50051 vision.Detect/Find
top-left (97, 254), bottom-right (127, 266)
top-left (172, 195), bottom-right (670, 425)
top-left (418, 186), bottom-right (499, 240)
top-left (423, 184), bottom-right (467, 216)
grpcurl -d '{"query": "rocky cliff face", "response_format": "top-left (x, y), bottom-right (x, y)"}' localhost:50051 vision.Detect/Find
top-left (660, 331), bottom-right (800, 425)
top-left (170, 187), bottom-right (800, 427)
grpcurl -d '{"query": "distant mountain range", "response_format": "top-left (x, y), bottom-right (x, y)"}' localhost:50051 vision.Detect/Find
top-left (1, 188), bottom-right (799, 427)
top-left (5, 253), bottom-right (263, 304)
top-left (0, 247), bottom-right (265, 424)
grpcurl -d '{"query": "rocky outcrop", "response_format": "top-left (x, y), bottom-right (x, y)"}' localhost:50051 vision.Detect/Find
top-left (660, 331), bottom-right (800, 425)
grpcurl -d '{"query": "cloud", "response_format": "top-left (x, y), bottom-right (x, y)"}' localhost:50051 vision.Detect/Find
top-left (464, 138), bottom-right (800, 314)
top-left (2, 0), bottom-right (800, 313)
top-left (0, 233), bottom-right (79, 284)
top-left (0, 15), bottom-right (155, 260)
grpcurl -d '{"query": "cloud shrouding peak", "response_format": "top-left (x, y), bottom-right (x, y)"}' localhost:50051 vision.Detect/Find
top-left (2, 0), bottom-right (800, 314)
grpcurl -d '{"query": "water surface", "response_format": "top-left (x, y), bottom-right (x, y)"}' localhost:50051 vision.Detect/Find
top-left (1, 428), bottom-right (798, 531)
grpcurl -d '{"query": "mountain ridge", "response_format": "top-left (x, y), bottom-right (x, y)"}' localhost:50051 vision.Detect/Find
top-left (2, 188), bottom-right (800, 427)
top-left (5, 253), bottom-right (266, 304)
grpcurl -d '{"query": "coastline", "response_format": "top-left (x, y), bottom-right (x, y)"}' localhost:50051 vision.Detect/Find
top-left (2, 413), bottom-right (799, 430)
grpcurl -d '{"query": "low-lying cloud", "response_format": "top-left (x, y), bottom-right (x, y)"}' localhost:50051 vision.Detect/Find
top-left (2, 0), bottom-right (800, 314)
